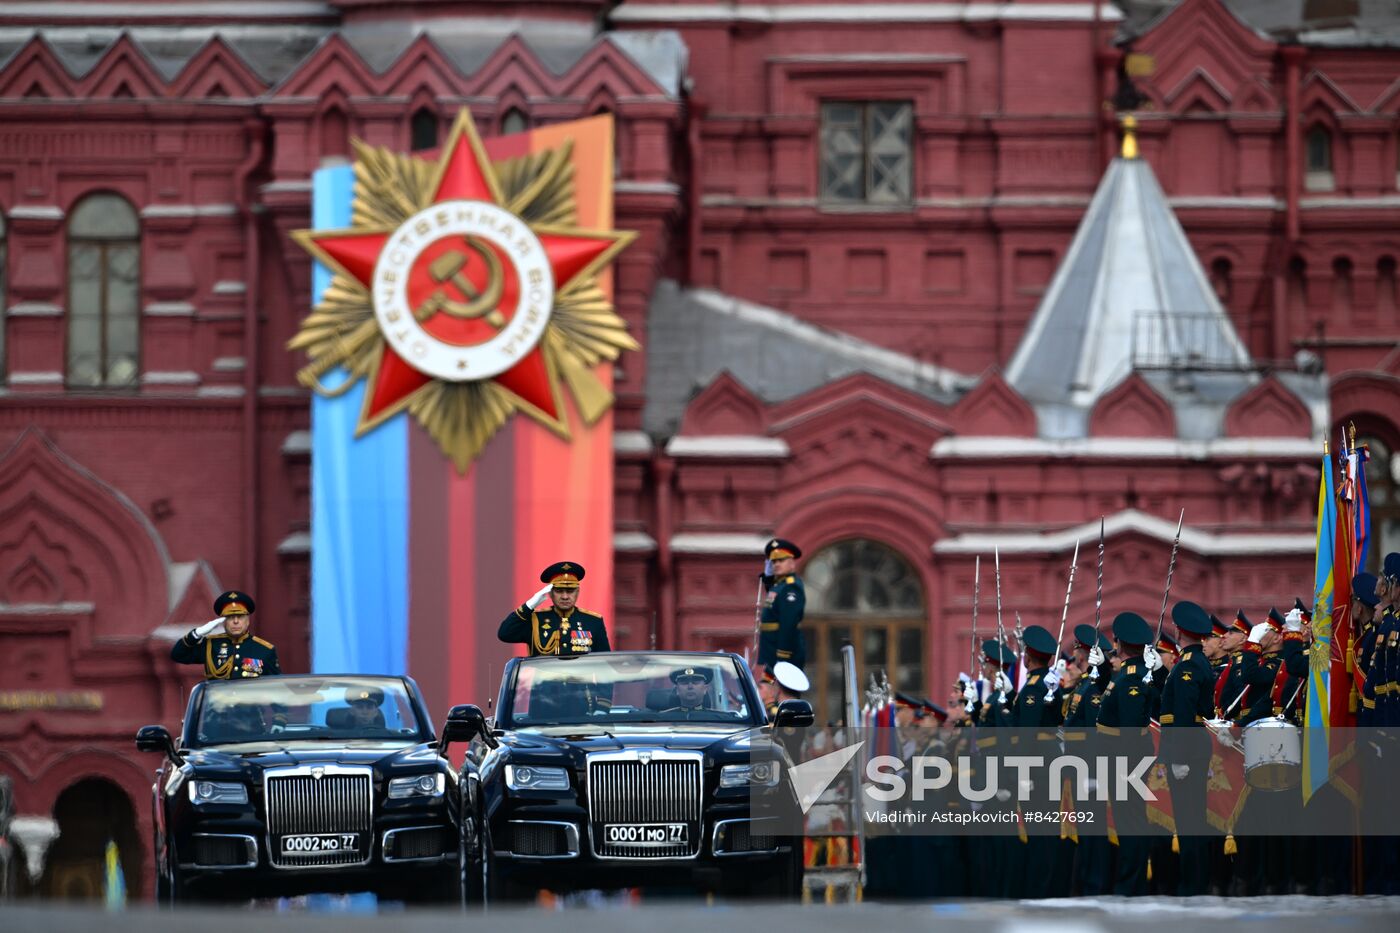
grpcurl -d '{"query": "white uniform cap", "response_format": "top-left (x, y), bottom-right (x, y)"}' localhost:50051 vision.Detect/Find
top-left (773, 661), bottom-right (809, 694)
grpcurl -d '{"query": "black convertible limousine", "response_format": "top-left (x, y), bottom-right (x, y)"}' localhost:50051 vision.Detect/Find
top-left (441, 651), bottom-right (813, 903)
top-left (135, 674), bottom-right (459, 904)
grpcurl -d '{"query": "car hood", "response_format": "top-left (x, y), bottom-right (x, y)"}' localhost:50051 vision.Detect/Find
top-left (181, 740), bottom-right (443, 779)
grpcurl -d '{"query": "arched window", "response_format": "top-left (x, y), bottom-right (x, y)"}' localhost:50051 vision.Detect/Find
top-left (1306, 125), bottom-right (1335, 191)
top-left (1360, 435), bottom-right (1400, 576)
top-left (501, 108), bottom-right (528, 136)
top-left (1333, 256), bottom-right (1354, 314)
top-left (1378, 256), bottom-right (1397, 319)
top-left (67, 194), bottom-right (139, 388)
top-left (804, 538), bottom-right (925, 719)
top-left (1210, 257), bottom-right (1233, 306)
top-left (410, 106), bottom-right (438, 152)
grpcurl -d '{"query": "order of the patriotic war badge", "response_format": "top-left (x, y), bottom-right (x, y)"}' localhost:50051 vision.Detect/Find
top-left (290, 108), bottom-right (636, 470)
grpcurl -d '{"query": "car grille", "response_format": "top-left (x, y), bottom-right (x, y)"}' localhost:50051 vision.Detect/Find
top-left (384, 826), bottom-right (448, 861)
top-left (713, 819), bottom-right (777, 855)
top-left (191, 834), bottom-right (256, 868)
top-left (586, 751), bottom-right (702, 859)
top-left (264, 766), bottom-right (373, 868)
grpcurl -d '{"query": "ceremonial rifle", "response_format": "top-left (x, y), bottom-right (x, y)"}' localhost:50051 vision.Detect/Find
top-left (1155, 509), bottom-right (1186, 641)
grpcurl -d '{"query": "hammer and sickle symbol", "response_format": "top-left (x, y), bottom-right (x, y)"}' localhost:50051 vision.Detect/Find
top-left (414, 237), bottom-right (507, 327)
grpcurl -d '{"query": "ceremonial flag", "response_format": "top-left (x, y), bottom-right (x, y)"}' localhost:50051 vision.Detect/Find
top-left (1303, 445), bottom-right (1336, 802)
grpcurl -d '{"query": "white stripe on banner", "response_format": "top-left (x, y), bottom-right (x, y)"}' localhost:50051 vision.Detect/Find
top-left (310, 165), bottom-right (410, 675)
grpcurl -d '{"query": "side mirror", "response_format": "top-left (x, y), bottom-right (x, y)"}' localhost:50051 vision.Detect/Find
top-left (442, 704), bottom-right (497, 751)
top-left (774, 699), bottom-right (815, 729)
top-left (135, 725), bottom-right (183, 765)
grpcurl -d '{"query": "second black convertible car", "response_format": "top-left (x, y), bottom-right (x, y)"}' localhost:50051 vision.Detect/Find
top-left (135, 674), bottom-right (458, 904)
top-left (442, 651), bottom-right (814, 902)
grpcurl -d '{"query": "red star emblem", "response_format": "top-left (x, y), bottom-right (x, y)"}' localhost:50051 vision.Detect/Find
top-left (292, 110), bottom-right (633, 440)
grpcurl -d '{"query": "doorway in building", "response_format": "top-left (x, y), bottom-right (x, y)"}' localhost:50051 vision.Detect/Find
top-left (803, 538), bottom-right (926, 722)
top-left (42, 778), bottom-right (141, 901)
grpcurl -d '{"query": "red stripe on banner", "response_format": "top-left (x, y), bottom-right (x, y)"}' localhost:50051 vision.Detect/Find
top-left (448, 453), bottom-right (477, 712)
top-left (408, 423), bottom-right (452, 719)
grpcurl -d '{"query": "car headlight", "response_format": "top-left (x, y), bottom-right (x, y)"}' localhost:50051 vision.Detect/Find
top-left (387, 772), bottom-right (446, 799)
top-left (720, 761), bottom-right (781, 788)
top-left (505, 764), bottom-right (570, 791)
top-left (187, 780), bottom-right (248, 805)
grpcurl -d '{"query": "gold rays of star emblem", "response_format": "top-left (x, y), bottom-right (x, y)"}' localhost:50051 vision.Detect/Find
top-left (288, 109), bottom-right (638, 472)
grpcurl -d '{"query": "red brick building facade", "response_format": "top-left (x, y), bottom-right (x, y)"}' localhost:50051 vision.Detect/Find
top-left (0, 0), bottom-right (1397, 898)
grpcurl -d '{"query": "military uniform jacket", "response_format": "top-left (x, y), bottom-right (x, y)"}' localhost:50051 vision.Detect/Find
top-left (1275, 633), bottom-right (1310, 721)
top-left (1238, 643), bottom-right (1283, 724)
top-left (1215, 650), bottom-right (1250, 721)
top-left (171, 630), bottom-right (280, 680)
top-left (1095, 656), bottom-right (1159, 758)
top-left (1357, 620), bottom-right (1380, 726)
top-left (1158, 644), bottom-right (1213, 766)
top-left (757, 573), bottom-right (805, 669)
top-left (498, 603), bottom-right (610, 656)
top-left (1373, 609), bottom-right (1397, 728)
top-left (1063, 664), bottom-right (1110, 744)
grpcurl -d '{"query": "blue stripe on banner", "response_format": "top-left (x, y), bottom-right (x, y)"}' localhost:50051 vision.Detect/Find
top-left (310, 165), bottom-right (409, 675)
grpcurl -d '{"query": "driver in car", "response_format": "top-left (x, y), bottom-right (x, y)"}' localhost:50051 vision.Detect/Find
top-left (661, 667), bottom-right (712, 718)
top-left (346, 687), bottom-right (387, 733)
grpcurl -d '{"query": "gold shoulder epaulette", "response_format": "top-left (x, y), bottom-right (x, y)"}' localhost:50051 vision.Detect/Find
top-left (784, 575), bottom-right (795, 583)
top-left (575, 607), bottom-right (603, 618)
top-left (252, 636), bottom-right (275, 648)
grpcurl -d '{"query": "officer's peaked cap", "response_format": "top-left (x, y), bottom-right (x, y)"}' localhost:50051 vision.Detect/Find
top-left (765, 538), bottom-right (801, 560)
top-left (1111, 612), bottom-right (1153, 646)
top-left (542, 561), bottom-right (585, 588)
top-left (214, 590), bottom-right (255, 617)
top-left (1171, 600), bottom-right (1213, 637)
top-left (1022, 625), bottom-right (1058, 657)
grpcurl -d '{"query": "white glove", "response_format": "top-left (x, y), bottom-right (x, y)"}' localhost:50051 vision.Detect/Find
top-left (1088, 645), bottom-right (1105, 668)
top-left (525, 584), bottom-right (553, 610)
top-left (993, 671), bottom-right (1012, 695)
top-left (193, 618), bottom-right (223, 639)
top-left (962, 682), bottom-right (979, 708)
top-left (1171, 764), bottom-right (1190, 780)
top-left (1043, 666), bottom-right (1062, 695)
top-left (1143, 646), bottom-right (1162, 672)
top-left (1284, 609), bottom-right (1304, 633)
top-left (1248, 622), bottom-right (1271, 645)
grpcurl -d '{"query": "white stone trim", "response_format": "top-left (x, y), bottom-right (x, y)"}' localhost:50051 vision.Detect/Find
top-left (277, 531), bottom-right (311, 556)
top-left (0, 601), bottom-right (96, 614)
top-left (665, 435), bottom-right (790, 458)
top-left (213, 280), bottom-right (247, 295)
top-left (6, 205), bottom-right (63, 220)
top-left (1300, 196), bottom-right (1400, 209)
top-left (933, 509), bottom-right (1314, 556)
top-left (7, 372), bottom-right (63, 385)
top-left (281, 430), bottom-right (312, 456)
top-left (212, 356), bottom-right (246, 372)
top-left (7, 302), bottom-right (62, 317)
top-left (671, 533), bottom-right (772, 555)
top-left (930, 436), bottom-right (1319, 461)
top-left (140, 204), bottom-right (238, 218)
top-left (700, 194), bottom-right (1095, 210)
top-left (141, 371), bottom-right (200, 386)
top-left (197, 385), bottom-right (245, 397)
top-left (3, 2), bottom-right (334, 17)
top-left (615, 180), bottom-right (682, 195)
top-left (612, 3), bottom-right (1122, 24)
top-left (144, 302), bottom-right (196, 317)
top-left (1169, 196), bottom-right (1284, 210)
top-left (613, 430), bottom-right (654, 455)
top-left (615, 531), bottom-right (658, 553)
top-left (260, 180), bottom-right (314, 194)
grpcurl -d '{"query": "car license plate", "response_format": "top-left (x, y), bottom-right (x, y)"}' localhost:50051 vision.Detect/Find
top-left (281, 833), bottom-right (358, 855)
top-left (603, 822), bottom-right (687, 846)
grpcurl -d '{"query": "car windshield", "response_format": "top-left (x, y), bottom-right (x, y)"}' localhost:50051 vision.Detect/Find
top-left (192, 676), bottom-right (425, 746)
top-left (503, 654), bottom-right (756, 728)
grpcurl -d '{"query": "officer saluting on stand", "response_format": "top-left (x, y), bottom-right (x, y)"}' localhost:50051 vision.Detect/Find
top-left (499, 561), bottom-right (611, 656)
top-left (171, 590), bottom-right (280, 679)
top-left (757, 538), bottom-right (806, 673)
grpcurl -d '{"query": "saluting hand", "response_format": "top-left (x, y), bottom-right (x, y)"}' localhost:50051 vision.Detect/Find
top-left (193, 618), bottom-right (224, 639)
top-left (526, 584), bottom-right (553, 610)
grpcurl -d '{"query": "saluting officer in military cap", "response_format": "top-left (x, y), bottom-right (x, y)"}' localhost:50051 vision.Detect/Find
top-left (1159, 600), bottom-right (1219, 896)
top-left (757, 538), bottom-right (806, 672)
top-left (663, 666), bottom-right (713, 716)
top-left (499, 562), bottom-right (611, 656)
top-left (171, 590), bottom-right (281, 680)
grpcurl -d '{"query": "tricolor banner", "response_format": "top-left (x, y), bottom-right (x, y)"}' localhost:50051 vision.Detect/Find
top-left (297, 112), bottom-right (629, 717)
